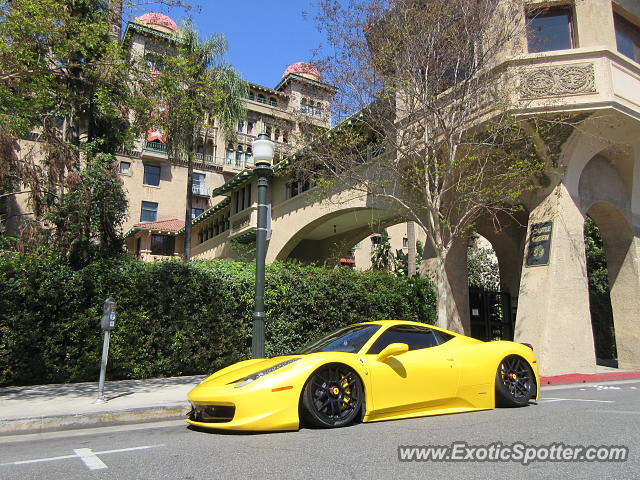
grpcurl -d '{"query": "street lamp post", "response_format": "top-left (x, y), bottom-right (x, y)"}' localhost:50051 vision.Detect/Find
top-left (251, 133), bottom-right (274, 358)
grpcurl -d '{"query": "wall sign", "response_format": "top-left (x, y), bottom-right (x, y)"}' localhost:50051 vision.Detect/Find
top-left (526, 221), bottom-right (553, 267)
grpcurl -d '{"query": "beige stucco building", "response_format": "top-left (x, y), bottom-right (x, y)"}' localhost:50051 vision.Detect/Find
top-left (121, 13), bottom-right (413, 267)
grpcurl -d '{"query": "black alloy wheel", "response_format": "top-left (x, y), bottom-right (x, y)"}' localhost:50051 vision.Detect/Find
top-left (301, 364), bottom-right (363, 428)
top-left (495, 355), bottom-right (536, 407)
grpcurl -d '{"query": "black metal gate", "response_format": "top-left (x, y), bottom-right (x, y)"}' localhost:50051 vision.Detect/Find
top-left (469, 287), bottom-right (514, 341)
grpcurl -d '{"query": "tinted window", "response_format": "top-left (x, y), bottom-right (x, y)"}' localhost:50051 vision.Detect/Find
top-left (151, 235), bottom-right (175, 256)
top-left (527, 8), bottom-right (574, 53)
top-left (143, 164), bottom-right (161, 186)
top-left (433, 330), bottom-right (454, 344)
top-left (367, 325), bottom-right (441, 354)
top-left (297, 324), bottom-right (381, 354)
top-left (615, 13), bottom-right (640, 62)
top-left (140, 201), bottom-right (158, 222)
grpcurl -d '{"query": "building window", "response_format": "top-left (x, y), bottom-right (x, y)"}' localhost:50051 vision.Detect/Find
top-left (257, 94), bottom-right (266, 104)
top-left (192, 172), bottom-right (206, 196)
top-left (238, 121), bottom-right (244, 133)
top-left (615, 13), bottom-right (640, 62)
top-left (119, 161), bottom-right (131, 175)
top-left (526, 7), bottom-right (575, 53)
top-left (143, 164), bottom-right (161, 186)
top-left (245, 147), bottom-right (253, 166)
top-left (313, 102), bottom-right (323, 117)
top-left (235, 146), bottom-right (243, 167)
top-left (140, 201), bottom-right (158, 222)
top-left (286, 179), bottom-right (313, 200)
top-left (150, 234), bottom-right (175, 256)
top-left (245, 184), bottom-right (252, 209)
top-left (300, 98), bottom-right (308, 114)
top-left (268, 97), bottom-right (277, 107)
top-left (247, 121), bottom-right (254, 135)
top-left (403, 237), bottom-right (409, 248)
top-left (248, 91), bottom-right (255, 101)
top-left (191, 208), bottom-right (204, 219)
top-left (371, 234), bottom-right (382, 251)
top-left (144, 53), bottom-right (165, 73)
top-left (226, 143), bottom-right (234, 165)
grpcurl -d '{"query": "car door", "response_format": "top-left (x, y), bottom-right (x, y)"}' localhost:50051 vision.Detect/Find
top-left (365, 325), bottom-right (459, 415)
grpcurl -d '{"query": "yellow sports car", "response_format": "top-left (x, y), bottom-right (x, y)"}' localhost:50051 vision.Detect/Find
top-left (186, 320), bottom-right (539, 431)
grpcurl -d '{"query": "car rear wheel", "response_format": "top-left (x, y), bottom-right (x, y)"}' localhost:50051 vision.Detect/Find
top-left (301, 364), bottom-right (363, 428)
top-left (495, 355), bottom-right (535, 407)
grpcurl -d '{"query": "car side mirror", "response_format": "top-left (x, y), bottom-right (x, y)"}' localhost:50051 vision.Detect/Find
top-left (376, 342), bottom-right (409, 362)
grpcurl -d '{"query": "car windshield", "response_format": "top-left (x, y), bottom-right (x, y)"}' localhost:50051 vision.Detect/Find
top-left (296, 324), bottom-right (381, 354)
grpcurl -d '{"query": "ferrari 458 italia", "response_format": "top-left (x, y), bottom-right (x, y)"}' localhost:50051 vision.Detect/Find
top-left (187, 320), bottom-right (538, 431)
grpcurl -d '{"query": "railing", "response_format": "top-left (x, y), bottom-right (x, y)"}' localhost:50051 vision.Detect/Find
top-left (192, 184), bottom-right (209, 197)
top-left (143, 141), bottom-right (167, 153)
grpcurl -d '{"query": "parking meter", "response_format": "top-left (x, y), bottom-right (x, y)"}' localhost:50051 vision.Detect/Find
top-left (101, 298), bottom-right (116, 331)
top-left (96, 297), bottom-right (116, 403)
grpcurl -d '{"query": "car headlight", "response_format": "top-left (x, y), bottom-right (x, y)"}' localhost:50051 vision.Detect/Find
top-left (233, 358), bottom-right (300, 388)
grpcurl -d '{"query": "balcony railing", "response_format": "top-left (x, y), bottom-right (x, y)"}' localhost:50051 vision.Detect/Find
top-left (192, 184), bottom-right (209, 197)
top-left (143, 141), bottom-right (167, 153)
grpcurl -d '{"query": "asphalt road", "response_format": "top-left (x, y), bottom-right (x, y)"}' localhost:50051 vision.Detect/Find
top-left (1, 381), bottom-right (638, 480)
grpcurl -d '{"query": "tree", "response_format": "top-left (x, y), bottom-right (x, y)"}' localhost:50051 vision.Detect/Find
top-left (144, 22), bottom-right (247, 262)
top-left (297, 0), bottom-right (570, 332)
top-left (393, 238), bottom-right (423, 277)
top-left (0, 0), bottom-right (193, 262)
top-left (370, 230), bottom-right (393, 271)
top-left (467, 233), bottom-right (500, 291)
top-left (0, 0), bottom-right (134, 261)
top-left (583, 218), bottom-right (616, 361)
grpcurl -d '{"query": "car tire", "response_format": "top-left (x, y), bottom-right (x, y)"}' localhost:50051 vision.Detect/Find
top-left (301, 364), bottom-right (363, 428)
top-left (495, 355), bottom-right (536, 408)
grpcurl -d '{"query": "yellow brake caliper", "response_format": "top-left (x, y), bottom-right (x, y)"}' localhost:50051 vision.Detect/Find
top-left (341, 375), bottom-right (351, 410)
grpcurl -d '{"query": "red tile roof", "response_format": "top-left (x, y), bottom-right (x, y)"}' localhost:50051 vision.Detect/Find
top-left (133, 218), bottom-right (185, 232)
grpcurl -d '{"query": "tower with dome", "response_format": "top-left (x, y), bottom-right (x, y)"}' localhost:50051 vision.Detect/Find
top-left (119, 13), bottom-right (339, 252)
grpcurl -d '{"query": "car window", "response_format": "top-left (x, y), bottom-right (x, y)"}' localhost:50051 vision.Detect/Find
top-left (296, 324), bottom-right (381, 354)
top-left (433, 330), bottom-right (454, 344)
top-left (366, 325), bottom-right (441, 354)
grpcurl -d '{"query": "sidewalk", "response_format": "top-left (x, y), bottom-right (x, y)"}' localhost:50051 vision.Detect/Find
top-left (1, 369), bottom-right (639, 437)
top-left (0, 375), bottom-right (204, 436)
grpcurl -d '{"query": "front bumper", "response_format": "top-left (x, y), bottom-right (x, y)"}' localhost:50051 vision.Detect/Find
top-left (186, 380), bottom-right (301, 431)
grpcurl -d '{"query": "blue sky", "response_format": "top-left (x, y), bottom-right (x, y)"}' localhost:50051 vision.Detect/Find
top-left (129, 1), bottom-right (327, 89)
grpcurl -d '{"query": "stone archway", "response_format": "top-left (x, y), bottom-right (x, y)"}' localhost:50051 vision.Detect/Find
top-left (578, 150), bottom-right (639, 370)
top-left (584, 202), bottom-right (638, 369)
top-left (270, 206), bottom-right (401, 264)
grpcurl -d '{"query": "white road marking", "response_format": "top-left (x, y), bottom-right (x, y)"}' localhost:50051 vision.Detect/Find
top-left (0, 444), bottom-right (164, 470)
top-left (0, 453), bottom-right (78, 466)
top-left (539, 397), bottom-right (615, 404)
top-left (73, 448), bottom-right (107, 471)
top-left (96, 445), bottom-right (165, 456)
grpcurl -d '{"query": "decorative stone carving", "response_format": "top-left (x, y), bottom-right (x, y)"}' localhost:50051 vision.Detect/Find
top-left (520, 63), bottom-right (596, 99)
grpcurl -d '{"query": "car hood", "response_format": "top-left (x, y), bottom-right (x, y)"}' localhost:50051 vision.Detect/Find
top-left (199, 354), bottom-right (303, 387)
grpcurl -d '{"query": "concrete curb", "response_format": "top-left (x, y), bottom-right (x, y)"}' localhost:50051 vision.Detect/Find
top-left (540, 371), bottom-right (640, 386)
top-left (0, 402), bottom-right (190, 437)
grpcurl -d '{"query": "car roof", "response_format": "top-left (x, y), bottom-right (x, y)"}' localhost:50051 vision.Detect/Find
top-left (354, 319), bottom-right (461, 337)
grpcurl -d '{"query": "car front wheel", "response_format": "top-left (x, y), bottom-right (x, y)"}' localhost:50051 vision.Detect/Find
top-left (301, 364), bottom-right (363, 428)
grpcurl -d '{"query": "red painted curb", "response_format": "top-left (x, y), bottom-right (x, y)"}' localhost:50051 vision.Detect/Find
top-left (540, 371), bottom-right (640, 386)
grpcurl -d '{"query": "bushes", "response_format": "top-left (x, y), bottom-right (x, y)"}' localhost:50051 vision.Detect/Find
top-left (0, 254), bottom-right (436, 386)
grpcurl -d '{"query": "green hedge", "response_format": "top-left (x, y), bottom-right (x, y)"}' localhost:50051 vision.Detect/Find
top-left (0, 254), bottom-right (436, 386)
